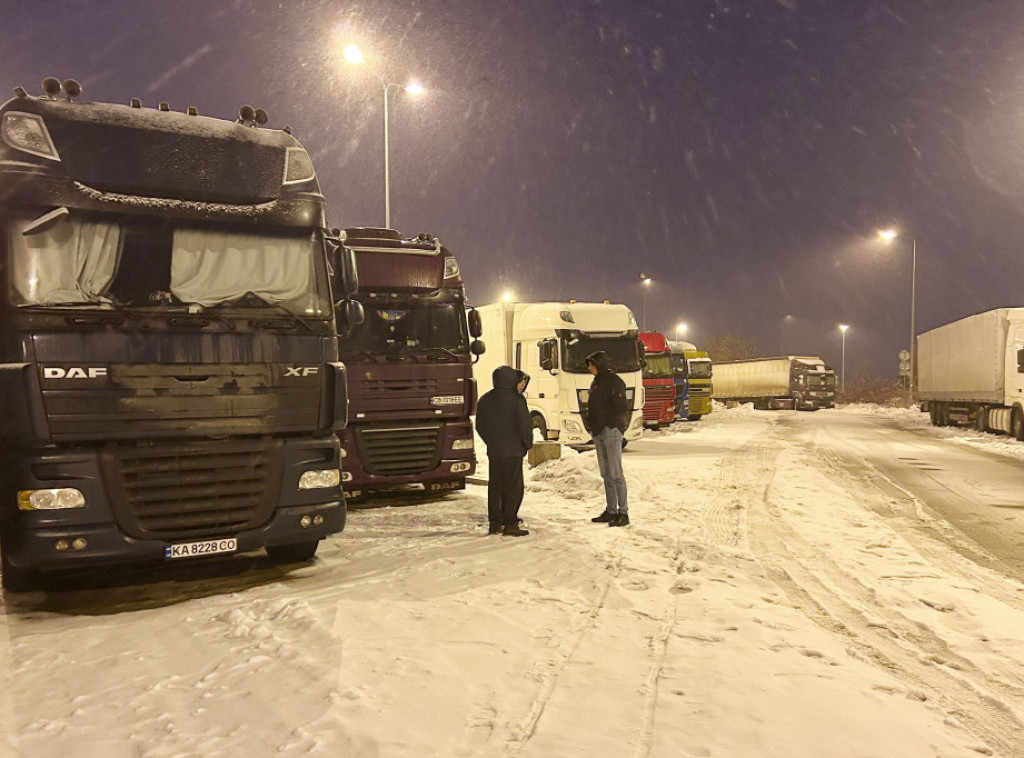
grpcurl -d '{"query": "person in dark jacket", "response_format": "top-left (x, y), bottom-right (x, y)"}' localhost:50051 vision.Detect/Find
top-left (475, 365), bottom-right (533, 536)
top-left (585, 351), bottom-right (631, 526)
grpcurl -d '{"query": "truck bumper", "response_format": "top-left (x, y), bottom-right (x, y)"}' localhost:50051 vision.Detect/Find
top-left (2, 500), bottom-right (344, 572)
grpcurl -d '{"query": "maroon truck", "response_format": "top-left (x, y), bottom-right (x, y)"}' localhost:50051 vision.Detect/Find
top-left (336, 228), bottom-right (484, 499)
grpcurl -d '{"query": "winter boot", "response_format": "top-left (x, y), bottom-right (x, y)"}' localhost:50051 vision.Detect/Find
top-left (609, 513), bottom-right (630, 527)
top-left (488, 522), bottom-right (503, 535)
top-left (591, 511), bottom-right (617, 523)
top-left (503, 524), bottom-right (530, 537)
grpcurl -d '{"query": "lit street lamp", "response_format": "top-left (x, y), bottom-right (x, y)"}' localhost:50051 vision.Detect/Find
top-left (640, 273), bottom-right (652, 331)
top-left (839, 324), bottom-right (849, 392)
top-left (676, 322), bottom-right (688, 341)
top-left (344, 45), bottom-right (425, 229)
top-left (878, 228), bottom-right (917, 405)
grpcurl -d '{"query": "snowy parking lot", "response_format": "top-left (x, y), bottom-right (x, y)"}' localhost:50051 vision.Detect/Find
top-left (4, 404), bottom-right (1024, 757)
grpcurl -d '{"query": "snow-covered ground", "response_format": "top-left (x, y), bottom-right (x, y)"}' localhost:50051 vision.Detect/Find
top-left (3, 404), bottom-right (1024, 757)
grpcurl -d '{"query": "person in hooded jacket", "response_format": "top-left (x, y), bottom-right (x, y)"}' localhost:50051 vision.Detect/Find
top-left (475, 366), bottom-right (533, 536)
top-left (585, 351), bottom-right (631, 526)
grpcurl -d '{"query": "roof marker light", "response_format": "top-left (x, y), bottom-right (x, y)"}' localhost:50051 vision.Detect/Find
top-left (130, 98), bottom-right (141, 108)
top-left (158, 102), bottom-right (169, 111)
top-left (187, 106), bottom-right (198, 116)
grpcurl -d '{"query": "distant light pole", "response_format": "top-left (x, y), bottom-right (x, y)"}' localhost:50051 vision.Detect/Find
top-left (839, 324), bottom-right (850, 392)
top-left (640, 273), bottom-right (652, 330)
top-left (878, 228), bottom-right (917, 405)
top-left (344, 45), bottom-right (425, 229)
top-left (676, 322), bottom-right (688, 341)
top-left (779, 314), bottom-right (792, 355)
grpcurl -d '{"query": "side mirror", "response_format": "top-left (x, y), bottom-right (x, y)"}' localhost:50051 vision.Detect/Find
top-left (336, 299), bottom-right (365, 338)
top-left (470, 339), bottom-right (485, 363)
top-left (538, 339), bottom-right (556, 373)
top-left (467, 308), bottom-right (482, 339)
top-left (337, 245), bottom-right (359, 298)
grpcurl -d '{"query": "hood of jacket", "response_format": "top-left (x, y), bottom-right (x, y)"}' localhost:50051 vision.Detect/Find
top-left (514, 369), bottom-right (530, 392)
top-left (585, 350), bottom-right (613, 373)
top-left (492, 365), bottom-right (519, 391)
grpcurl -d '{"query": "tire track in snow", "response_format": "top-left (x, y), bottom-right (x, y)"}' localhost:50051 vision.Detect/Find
top-left (744, 433), bottom-right (1024, 757)
top-left (504, 539), bottom-right (627, 754)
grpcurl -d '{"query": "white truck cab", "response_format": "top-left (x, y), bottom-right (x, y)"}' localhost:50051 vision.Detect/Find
top-left (475, 301), bottom-right (645, 446)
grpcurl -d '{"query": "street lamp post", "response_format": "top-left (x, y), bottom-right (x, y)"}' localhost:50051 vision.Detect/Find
top-left (839, 324), bottom-right (850, 392)
top-left (640, 273), bottom-right (652, 330)
top-left (344, 45), bottom-right (424, 229)
top-left (879, 229), bottom-right (917, 405)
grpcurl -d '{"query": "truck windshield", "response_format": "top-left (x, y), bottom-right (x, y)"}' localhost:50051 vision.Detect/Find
top-left (688, 359), bottom-right (712, 379)
top-left (643, 354), bottom-right (672, 379)
top-left (806, 373), bottom-right (836, 389)
top-left (560, 332), bottom-right (643, 374)
top-left (671, 354), bottom-right (688, 378)
top-left (339, 294), bottom-right (469, 355)
top-left (7, 211), bottom-right (332, 317)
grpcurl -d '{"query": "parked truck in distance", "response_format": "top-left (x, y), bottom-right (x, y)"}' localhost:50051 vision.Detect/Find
top-left (475, 301), bottom-right (645, 447)
top-left (713, 356), bottom-right (835, 410)
top-left (917, 308), bottom-right (1024, 436)
top-left (668, 340), bottom-right (713, 421)
top-left (333, 228), bottom-right (484, 498)
top-left (639, 332), bottom-right (675, 429)
top-left (0, 79), bottom-right (361, 590)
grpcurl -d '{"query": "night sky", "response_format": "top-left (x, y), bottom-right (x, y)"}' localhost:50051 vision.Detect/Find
top-left (3, 0), bottom-right (1024, 378)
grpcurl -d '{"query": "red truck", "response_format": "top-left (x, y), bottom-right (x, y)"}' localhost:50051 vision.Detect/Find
top-left (335, 228), bottom-right (484, 499)
top-left (639, 331), bottom-right (676, 429)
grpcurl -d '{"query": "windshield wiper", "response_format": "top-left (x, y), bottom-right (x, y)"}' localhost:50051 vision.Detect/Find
top-left (228, 291), bottom-right (316, 332)
top-left (412, 346), bottom-right (462, 360)
top-left (34, 299), bottom-right (144, 322)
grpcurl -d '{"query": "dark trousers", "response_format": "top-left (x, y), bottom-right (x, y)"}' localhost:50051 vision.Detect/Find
top-left (488, 456), bottom-right (524, 527)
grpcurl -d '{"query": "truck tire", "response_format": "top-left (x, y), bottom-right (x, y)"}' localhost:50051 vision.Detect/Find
top-left (688, 414), bottom-right (703, 421)
top-left (975, 406), bottom-right (988, 433)
top-left (266, 541), bottom-right (319, 563)
top-left (929, 404), bottom-right (940, 426)
top-left (1, 544), bottom-right (36, 593)
top-left (532, 414), bottom-right (548, 440)
top-left (1013, 407), bottom-right (1024, 441)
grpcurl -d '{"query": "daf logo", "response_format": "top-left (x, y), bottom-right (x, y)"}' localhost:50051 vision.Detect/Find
top-left (284, 366), bottom-right (320, 377)
top-left (43, 367), bottom-right (107, 379)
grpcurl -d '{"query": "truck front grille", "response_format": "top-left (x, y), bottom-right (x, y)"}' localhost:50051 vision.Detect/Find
top-left (107, 439), bottom-right (276, 538)
top-left (355, 424), bottom-right (443, 476)
top-left (645, 385), bottom-right (674, 401)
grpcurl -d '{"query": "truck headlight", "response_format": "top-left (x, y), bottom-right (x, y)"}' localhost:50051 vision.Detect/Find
top-left (564, 419), bottom-right (582, 432)
top-left (630, 416), bottom-right (643, 430)
top-left (18, 488), bottom-right (85, 510)
top-left (452, 438), bottom-right (474, 450)
top-left (298, 469), bottom-right (340, 489)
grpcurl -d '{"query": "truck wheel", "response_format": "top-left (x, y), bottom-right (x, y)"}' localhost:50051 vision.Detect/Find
top-left (1, 545), bottom-right (36, 593)
top-left (688, 414), bottom-right (703, 421)
top-left (975, 406), bottom-right (988, 433)
top-left (532, 414), bottom-right (548, 440)
top-left (266, 541), bottom-right (319, 563)
top-left (929, 405), bottom-right (940, 426)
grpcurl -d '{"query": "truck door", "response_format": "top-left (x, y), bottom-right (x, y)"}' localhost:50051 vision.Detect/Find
top-left (1007, 323), bottom-right (1024, 404)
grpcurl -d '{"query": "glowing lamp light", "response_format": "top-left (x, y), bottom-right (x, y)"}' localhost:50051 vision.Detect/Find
top-left (343, 45), bottom-right (365, 64)
top-left (404, 82), bottom-right (425, 96)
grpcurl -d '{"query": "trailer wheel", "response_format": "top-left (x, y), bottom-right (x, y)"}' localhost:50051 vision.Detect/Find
top-left (975, 406), bottom-right (988, 433)
top-left (929, 404), bottom-right (940, 426)
top-left (1013, 407), bottom-right (1024, 441)
top-left (266, 541), bottom-right (319, 563)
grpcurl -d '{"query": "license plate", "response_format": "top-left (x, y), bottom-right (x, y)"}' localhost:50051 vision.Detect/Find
top-left (164, 537), bottom-right (237, 560)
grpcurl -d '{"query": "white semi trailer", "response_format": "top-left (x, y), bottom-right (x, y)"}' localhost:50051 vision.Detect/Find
top-left (713, 356), bottom-right (835, 410)
top-left (917, 307), bottom-right (1024, 436)
top-left (474, 301), bottom-right (645, 446)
